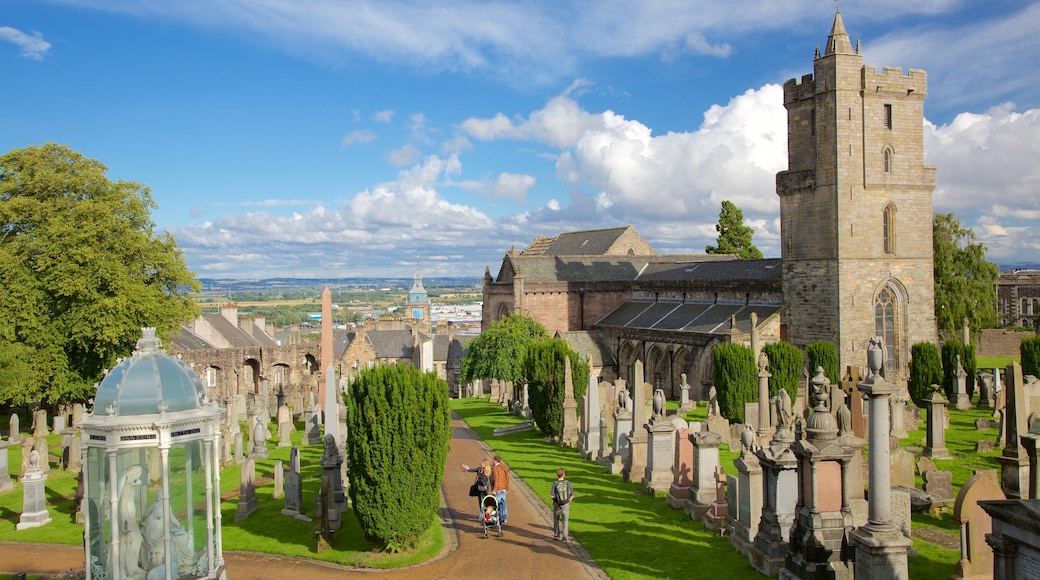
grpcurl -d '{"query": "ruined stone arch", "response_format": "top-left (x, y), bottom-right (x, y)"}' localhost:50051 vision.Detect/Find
top-left (646, 344), bottom-right (666, 393)
top-left (496, 303), bottom-right (510, 322)
top-left (672, 347), bottom-right (691, 400)
top-left (618, 340), bottom-right (638, 385)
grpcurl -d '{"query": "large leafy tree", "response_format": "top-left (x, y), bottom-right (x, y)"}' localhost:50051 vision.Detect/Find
top-left (933, 213), bottom-right (999, 341)
top-left (0, 143), bottom-right (200, 407)
top-left (705, 200), bottom-right (763, 260)
top-left (459, 312), bottom-right (548, 385)
top-left (346, 363), bottom-right (451, 551)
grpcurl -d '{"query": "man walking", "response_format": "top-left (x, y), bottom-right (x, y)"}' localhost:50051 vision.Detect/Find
top-left (490, 455), bottom-right (509, 524)
top-left (550, 467), bottom-right (574, 542)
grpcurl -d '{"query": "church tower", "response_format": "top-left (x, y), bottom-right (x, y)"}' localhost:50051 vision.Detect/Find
top-left (407, 255), bottom-right (431, 329)
top-left (777, 10), bottom-right (936, 377)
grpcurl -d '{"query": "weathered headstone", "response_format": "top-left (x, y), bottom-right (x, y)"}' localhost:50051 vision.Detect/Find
top-left (580, 367), bottom-right (601, 461)
top-left (273, 459), bottom-right (284, 499)
top-left (977, 371), bottom-right (994, 409)
top-left (644, 416), bottom-right (684, 493)
top-left (8, 413), bottom-right (20, 444)
top-left (702, 464), bottom-right (728, 531)
top-left (923, 469), bottom-right (954, 501)
top-left (922, 389), bottom-right (952, 459)
top-left (890, 448), bottom-right (916, 489)
top-left (729, 424), bottom-right (764, 556)
top-left (235, 458), bottom-right (258, 521)
top-left (33, 437), bottom-right (50, 475)
top-left (952, 473), bottom-right (1005, 579)
top-left (282, 447), bottom-right (304, 518)
top-left (951, 355), bottom-right (972, 410)
top-left (0, 439), bottom-right (13, 492)
top-left (32, 409), bottom-right (49, 438)
top-left (606, 380), bottom-right (632, 475)
top-left (234, 432), bottom-right (244, 464)
top-left (625, 361), bottom-right (649, 483)
top-left (17, 449), bottom-right (51, 529)
top-left (998, 362), bottom-right (1029, 498)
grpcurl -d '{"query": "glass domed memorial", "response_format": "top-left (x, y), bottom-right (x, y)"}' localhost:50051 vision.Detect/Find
top-left (80, 328), bottom-right (226, 579)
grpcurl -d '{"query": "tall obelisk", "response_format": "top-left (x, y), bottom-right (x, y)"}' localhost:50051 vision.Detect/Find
top-left (320, 286), bottom-right (333, 412)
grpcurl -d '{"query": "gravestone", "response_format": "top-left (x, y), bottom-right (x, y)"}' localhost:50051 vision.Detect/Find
top-left (33, 436), bottom-right (50, 475)
top-left (32, 409), bottom-right (49, 438)
top-left (923, 469), bottom-right (954, 502)
top-left (667, 427), bottom-right (696, 509)
top-left (250, 416), bottom-right (268, 459)
top-left (998, 363), bottom-right (1030, 498)
top-left (922, 389), bottom-right (952, 459)
top-left (890, 448), bottom-right (916, 489)
top-left (8, 413), bottom-right (20, 444)
top-left (951, 355), bottom-right (972, 410)
top-left (560, 357), bottom-right (579, 447)
top-left (0, 438), bottom-right (13, 492)
top-left (729, 424), bottom-right (764, 557)
top-left (52, 411), bottom-right (66, 434)
top-left (304, 392), bottom-right (322, 445)
top-left (644, 416), bottom-right (684, 493)
top-left (234, 432), bottom-right (244, 464)
top-left (977, 372), bottom-right (994, 409)
top-left (17, 449), bottom-right (51, 530)
top-left (235, 458), bottom-right (258, 521)
top-left (606, 381), bottom-right (632, 475)
top-left (282, 447), bottom-right (304, 518)
top-left (702, 465), bottom-right (728, 531)
top-left (976, 440), bottom-right (995, 453)
top-left (625, 361), bottom-right (650, 484)
top-left (273, 460), bottom-right (284, 499)
top-left (580, 367), bottom-right (601, 461)
top-left (63, 434), bottom-right (82, 473)
top-left (952, 473), bottom-right (1005, 579)
top-left (685, 430), bottom-right (723, 520)
top-left (678, 373), bottom-right (693, 412)
top-left (318, 434), bottom-right (344, 531)
top-left (278, 420), bottom-right (292, 449)
top-left (20, 436), bottom-right (34, 476)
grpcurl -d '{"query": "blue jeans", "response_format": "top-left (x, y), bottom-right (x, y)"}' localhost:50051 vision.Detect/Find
top-left (495, 490), bottom-right (508, 522)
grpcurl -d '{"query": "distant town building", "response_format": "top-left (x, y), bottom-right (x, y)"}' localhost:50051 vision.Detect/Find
top-left (997, 270), bottom-right (1040, 328)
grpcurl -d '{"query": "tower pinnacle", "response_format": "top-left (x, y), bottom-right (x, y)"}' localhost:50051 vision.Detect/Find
top-left (825, 7), bottom-right (853, 56)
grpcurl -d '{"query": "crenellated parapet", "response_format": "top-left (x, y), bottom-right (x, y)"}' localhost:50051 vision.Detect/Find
top-left (783, 74), bottom-right (816, 105)
top-left (862, 66), bottom-right (927, 99)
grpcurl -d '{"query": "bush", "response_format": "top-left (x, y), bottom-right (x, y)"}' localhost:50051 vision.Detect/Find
top-left (345, 363), bottom-right (451, 551)
top-left (909, 342), bottom-right (943, 408)
top-left (807, 342), bottom-right (840, 385)
top-left (712, 342), bottom-right (756, 424)
top-left (941, 340), bottom-right (977, 398)
top-left (1023, 336), bottom-right (1040, 378)
top-left (762, 341), bottom-right (803, 402)
top-left (525, 338), bottom-right (589, 438)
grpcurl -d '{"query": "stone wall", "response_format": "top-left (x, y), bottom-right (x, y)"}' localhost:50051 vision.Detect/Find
top-left (978, 329), bottom-right (1034, 357)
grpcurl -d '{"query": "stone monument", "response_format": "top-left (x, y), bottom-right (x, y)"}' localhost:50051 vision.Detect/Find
top-left (580, 366), bottom-right (601, 461)
top-left (729, 423), bottom-right (764, 557)
top-left (560, 357), bottom-right (579, 447)
top-left (685, 430), bottom-right (723, 520)
top-left (16, 449), bottom-right (51, 530)
top-left (235, 458), bottom-right (258, 521)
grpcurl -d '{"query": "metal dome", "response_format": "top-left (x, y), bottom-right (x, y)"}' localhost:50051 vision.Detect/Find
top-left (92, 328), bottom-right (205, 416)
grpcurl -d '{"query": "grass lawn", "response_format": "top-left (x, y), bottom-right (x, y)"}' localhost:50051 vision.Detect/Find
top-left (977, 355), bottom-right (1019, 369)
top-left (0, 423), bottom-right (443, 572)
top-left (451, 397), bottom-right (977, 580)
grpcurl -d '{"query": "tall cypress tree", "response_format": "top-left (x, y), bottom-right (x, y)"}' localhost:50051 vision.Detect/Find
top-left (525, 338), bottom-right (588, 438)
top-left (763, 341), bottom-right (803, 402)
top-left (705, 200), bottom-right (763, 260)
top-left (346, 363), bottom-right (451, 551)
top-left (713, 342), bottom-right (756, 424)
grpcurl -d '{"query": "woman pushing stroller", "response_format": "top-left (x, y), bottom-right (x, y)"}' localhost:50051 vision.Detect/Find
top-left (461, 459), bottom-right (492, 518)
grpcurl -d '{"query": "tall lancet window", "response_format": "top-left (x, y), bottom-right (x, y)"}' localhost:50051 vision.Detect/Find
top-left (875, 287), bottom-right (899, 375)
top-left (883, 204), bottom-right (896, 254)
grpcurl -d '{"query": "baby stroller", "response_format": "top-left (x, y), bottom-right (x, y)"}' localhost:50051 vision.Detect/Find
top-left (481, 494), bottom-right (503, 537)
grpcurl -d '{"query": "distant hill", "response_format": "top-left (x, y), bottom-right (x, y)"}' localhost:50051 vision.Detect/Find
top-left (999, 263), bottom-right (1040, 272)
top-left (198, 277), bottom-right (481, 291)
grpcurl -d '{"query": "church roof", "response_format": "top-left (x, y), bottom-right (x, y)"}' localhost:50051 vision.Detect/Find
top-left (556, 331), bottom-right (616, 368)
top-left (636, 258), bottom-right (782, 282)
top-left (496, 254), bottom-right (738, 284)
top-left (595, 299), bottom-right (780, 336)
top-left (520, 226), bottom-right (653, 256)
top-left (365, 329), bottom-right (415, 359)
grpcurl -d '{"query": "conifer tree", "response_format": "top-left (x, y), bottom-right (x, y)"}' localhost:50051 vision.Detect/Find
top-left (712, 342), bottom-right (756, 423)
top-left (1022, 336), bottom-right (1040, 379)
top-left (346, 363), bottom-right (451, 552)
top-left (807, 342), bottom-right (840, 385)
top-left (763, 341), bottom-right (803, 402)
top-left (525, 338), bottom-right (588, 438)
top-left (705, 200), bottom-right (763, 260)
top-left (909, 342), bottom-right (943, 408)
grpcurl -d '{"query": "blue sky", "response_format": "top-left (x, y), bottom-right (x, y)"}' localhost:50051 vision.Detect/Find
top-left (3, 1), bottom-right (1039, 279)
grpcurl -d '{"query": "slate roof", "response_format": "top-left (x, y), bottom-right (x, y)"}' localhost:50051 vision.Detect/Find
top-left (170, 327), bottom-right (217, 350)
top-left (522, 226), bottom-right (637, 256)
top-left (366, 330), bottom-right (415, 359)
top-left (203, 313), bottom-right (257, 348)
top-left (595, 299), bottom-right (781, 335)
top-left (556, 331), bottom-right (616, 368)
top-left (636, 258), bottom-right (782, 282)
top-left (495, 254), bottom-right (746, 284)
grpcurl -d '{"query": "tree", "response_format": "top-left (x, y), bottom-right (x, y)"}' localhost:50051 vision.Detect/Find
top-left (807, 342), bottom-right (840, 385)
top-left (346, 363), bottom-right (451, 552)
top-left (459, 313), bottom-right (548, 385)
top-left (1022, 336), bottom-right (1040, 379)
top-left (705, 200), bottom-right (763, 260)
top-left (941, 340), bottom-right (976, 398)
top-left (712, 342), bottom-right (756, 424)
top-left (762, 341), bottom-right (803, 402)
top-left (909, 342), bottom-right (943, 408)
top-left (933, 213), bottom-right (999, 341)
top-left (525, 338), bottom-right (589, 439)
top-left (0, 144), bottom-right (200, 408)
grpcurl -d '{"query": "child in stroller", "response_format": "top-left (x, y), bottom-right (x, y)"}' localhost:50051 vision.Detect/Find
top-left (481, 493), bottom-right (503, 537)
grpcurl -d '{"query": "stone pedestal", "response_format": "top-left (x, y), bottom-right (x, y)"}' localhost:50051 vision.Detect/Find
top-left (999, 363), bottom-right (1029, 499)
top-left (644, 418), bottom-right (682, 493)
top-left (749, 442), bottom-right (798, 578)
top-left (849, 526), bottom-right (913, 580)
top-left (685, 430), bottom-right (723, 520)
top-left (922, 390), bottom-right (952, 459)
top-left (951, 359), bottom-right (972, 410)
top-left (17, 453), bottom-right (50, 530)
top-left (606, 409), bottom-right (632, 475)
top-left (729, 440), bottom-right (764, 556)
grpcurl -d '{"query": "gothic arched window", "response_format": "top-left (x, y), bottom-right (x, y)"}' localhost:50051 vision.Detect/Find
top-left (883, 148), bottom-right (893, 173)
top-left (875, 287), bottom-right (899, 375)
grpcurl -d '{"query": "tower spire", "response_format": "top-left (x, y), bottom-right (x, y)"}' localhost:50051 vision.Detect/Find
top-left (825, 6), bottom-right (853, 56)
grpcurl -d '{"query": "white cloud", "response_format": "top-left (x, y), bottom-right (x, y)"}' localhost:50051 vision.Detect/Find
top-left (491, 173), bottom-right (535, 202)
top-left (0, 26), bottom-right (51, 60)
top-left (387, 144), bottom-right (421, 167)
top-left (926, 103), bottom-right (1040, 263)
top-left (373, 109), bottom-right (395, 123)
top-left (341, 129), bottom-right (376, 147)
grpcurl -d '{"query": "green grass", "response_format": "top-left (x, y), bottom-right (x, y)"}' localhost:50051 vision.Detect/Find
top-left (977, 355), bottom-right (1019, 369)
top-left (0, 424), bottom-right (444, 572)
top-left (452, 397), bottom-right (975, 580)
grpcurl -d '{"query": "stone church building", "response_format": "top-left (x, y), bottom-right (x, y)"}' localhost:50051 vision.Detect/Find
top-left (481, 11), bottom-right (937, 400)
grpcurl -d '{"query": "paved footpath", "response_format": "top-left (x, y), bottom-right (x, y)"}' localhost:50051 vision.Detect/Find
top-left (0, 412), bottom-right (606, 580)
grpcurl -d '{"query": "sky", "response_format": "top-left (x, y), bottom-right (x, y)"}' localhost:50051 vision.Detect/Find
top-left (3, 1), bottom-right (1039, 279)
